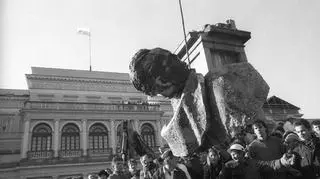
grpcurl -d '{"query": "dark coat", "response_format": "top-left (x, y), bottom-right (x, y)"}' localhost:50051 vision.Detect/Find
top-left (152, 167), bottom-right (188, 179)
top-left (219, 158), bottom-right (283, 179)
top-left (140, 163), bottom-right (158, 179)
top-left (203, 161), bottom-right (223, 179)
top-left (108, 171), bottom-right (129, 179)
top-left (248, 136), bottom-right (286, 179)
top-left (289, 136), bottom-right (320, 179)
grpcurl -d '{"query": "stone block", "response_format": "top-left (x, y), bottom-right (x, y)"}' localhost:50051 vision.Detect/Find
top-left (205, 62), bottom-right (269, 135)
top-left (161, 71), bottom-right (209, 157)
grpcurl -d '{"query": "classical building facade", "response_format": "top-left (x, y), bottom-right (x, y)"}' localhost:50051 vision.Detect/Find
top-left (0, 66), bottom-right (304, 179)
top-left (0, 67), bottom-right (172, 179)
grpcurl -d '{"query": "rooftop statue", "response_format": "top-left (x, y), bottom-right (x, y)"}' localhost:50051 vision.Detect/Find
top-left (129, 47), bottom-right (269, 157)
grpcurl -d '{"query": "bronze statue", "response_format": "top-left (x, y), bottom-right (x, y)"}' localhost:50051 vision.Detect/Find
top-left (129, 48), bottom-right (269, 157)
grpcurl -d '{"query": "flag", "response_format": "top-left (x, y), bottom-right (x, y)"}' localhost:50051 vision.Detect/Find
top-left (77, 28), bottom-right (91, 36)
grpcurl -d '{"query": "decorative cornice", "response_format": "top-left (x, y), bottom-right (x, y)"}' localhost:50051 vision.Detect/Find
top-left (26, 74), bottom-right (131, 85)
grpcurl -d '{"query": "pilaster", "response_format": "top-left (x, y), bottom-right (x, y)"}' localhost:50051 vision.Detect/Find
top-left (110, 120), bottom-right (116, 154)
top-left (82, 119), bottom-right (88, 156)
top-left (21, 117), bottom-right (30, 159)
top-left (134, 119), bottom-right (140, 133)
top-left (156, 120), bottom-right (162, 146)
top-left (53, 118), bottom-right (60, 157)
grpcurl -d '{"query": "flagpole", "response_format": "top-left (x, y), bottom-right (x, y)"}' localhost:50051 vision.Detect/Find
top-left (77, 28), bottom-right (92, 71)
top-left (89, 34), bottom-right (92, 71)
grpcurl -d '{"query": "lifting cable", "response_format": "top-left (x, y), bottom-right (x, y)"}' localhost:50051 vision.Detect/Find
top-left (178, 0), bottom-right (191, 67)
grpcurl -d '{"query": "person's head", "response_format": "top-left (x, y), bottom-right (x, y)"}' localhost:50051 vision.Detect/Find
top-left (111, 156), bottom-right (123, 172)
top-left (227, 143), bottom-right (246, 162)
top-left (207, 147), bottom-right (220, 166)
top-left (129, 48), bottom-right (191, 98)
top-left (311, 120), bottom-right (320, 135)
top-left (128, 159), bottom-right (138, 172)
top-left (88, 174), bottom-right (99, 179)
top-left (270, 131), bottom-right (283, 139)
top-left (199, 151), bottom-right (208, 164)
top-left (252, 120), bottom-right (268, 140)
top-left (273, 126), bottom-right (285, 135)
top-left (283, 132), bottom-right (300, 149)
top-left (161, 149), bottom-right (177, 171)
top-left (294, 119), bottom-right (312, 141)
top-left (97, 170), bottom-right (109, 179)
top-left (140, 153), bottom-right (153, 169)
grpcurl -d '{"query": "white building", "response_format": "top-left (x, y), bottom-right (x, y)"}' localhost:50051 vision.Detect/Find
top-left (0, 67), bottom-right (172, 179)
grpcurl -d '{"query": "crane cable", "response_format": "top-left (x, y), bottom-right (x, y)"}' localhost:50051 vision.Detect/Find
top-left (178, 0), bottom-right (191, 67)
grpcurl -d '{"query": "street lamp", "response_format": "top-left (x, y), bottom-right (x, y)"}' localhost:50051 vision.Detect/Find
top-left (77, 28), bottom-right (92, 71)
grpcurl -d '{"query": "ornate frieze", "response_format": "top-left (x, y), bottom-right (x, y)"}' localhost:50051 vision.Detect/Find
top-left (27, 74), bottom-right (138, 92)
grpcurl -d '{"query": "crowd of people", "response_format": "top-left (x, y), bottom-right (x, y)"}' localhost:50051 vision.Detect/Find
top-left (87, 118), bottom-right (320, 179)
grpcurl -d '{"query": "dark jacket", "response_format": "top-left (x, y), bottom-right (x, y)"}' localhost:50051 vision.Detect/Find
top-left (140, 162), bottom-right (158, 179)
top-left (130, 170), bottom-right (140, 179)
top-left (219, 158), bottom-right (284, 179)
top-left (108, 171), bottom-right (129, 179)
top-left (152, 167), bottom-right (188, 179)
top-left (203, 161), bottom-right (223, 179)
top-left (248, 136), bottom-right (286, 179)
top-left (289, 136), bottom-right (320, 179)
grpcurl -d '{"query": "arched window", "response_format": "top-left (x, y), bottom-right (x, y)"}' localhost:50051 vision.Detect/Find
top-left (31, 123), bottom-right (52, 151)
top-left (89, 123), bottom-right (109, 149)
top-left (141, 123), bottom-right (156, 147)
top-left (61, 123), bottom-right (80, 150)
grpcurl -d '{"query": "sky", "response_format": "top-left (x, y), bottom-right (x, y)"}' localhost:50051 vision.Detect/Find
top-left (0, 0), bottom-right (319, 118)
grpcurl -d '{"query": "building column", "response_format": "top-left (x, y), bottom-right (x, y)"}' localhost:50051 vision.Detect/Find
top-left (110, 120), bottom-right (116, 154)
top-left (134, 119), bottom-right (140, 133)
top-left (53, 118), bottom-right (60, 157)
top-left (156, 120), bottom-right (162, 146)
top-left (21, 117), bottom-right (30, 159)
top-left (82, 119), bottom-right (88, 156)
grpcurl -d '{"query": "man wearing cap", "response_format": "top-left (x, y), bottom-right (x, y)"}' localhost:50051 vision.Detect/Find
top-left (220, 143), bottom-right (295, 179)
top-left (153, 149), bottom-right (191, 179)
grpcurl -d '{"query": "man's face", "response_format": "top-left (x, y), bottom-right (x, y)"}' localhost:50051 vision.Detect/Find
top-left (230, 150), bottom-right (244, 162)
top-left (313, 125), bottom-right (320, 134)
top-left (151, 77), bottom-right (177, 98)
top-left (207, 151), bottom-right (219, 165)
top-left (253, 124), bottom-right (267, 140)
top-left (295, 125), bottom-right (311, 141)
top-left (163, 156), bottom-right (176, 170)
top-left (140, 155), bottom-right (152, 168)
top-left (128, 161), bottom-right (137, 172)
top-left (113, 161), bottom-right (123, 172)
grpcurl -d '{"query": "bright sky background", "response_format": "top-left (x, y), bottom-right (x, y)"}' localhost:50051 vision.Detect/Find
top-left (1, 0), bottom-right (319, 118)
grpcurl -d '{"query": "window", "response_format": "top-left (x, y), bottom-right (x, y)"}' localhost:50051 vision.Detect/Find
top-left (38, 94), bottom-right (54, 101)
top-left (86, 96), bottom-right (101, 103)
top-left (89, 123), bottom-right (108, 149)
top-left (31, 123), bottom-right (52, 151)
top-left (141, 123), bottom-right (156, 147)
top-left (63, 95), bottom-right (78, 102)
top-left (61, 123), bottom-right (80, 150)
top-left (108, 97), bottom-right (122, 104)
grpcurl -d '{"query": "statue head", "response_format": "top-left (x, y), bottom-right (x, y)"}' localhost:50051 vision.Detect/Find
top-left (129, 48), bottom-right (190, 98)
